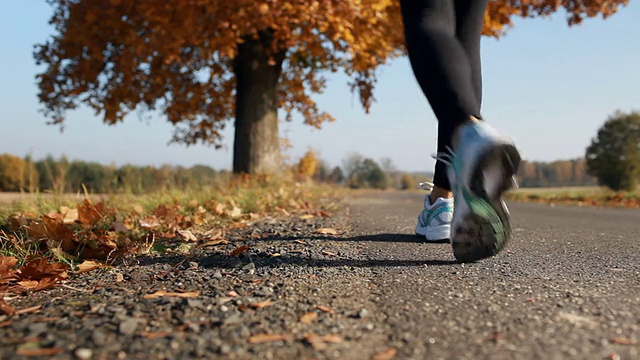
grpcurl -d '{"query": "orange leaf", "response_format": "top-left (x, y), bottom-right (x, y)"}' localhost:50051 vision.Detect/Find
top-left (610, 337), bottom-right (637, 345)
top-left (0, 299), bottom-right (16, 316)
top-left (143, 290), bottom-right (199, 299)
top-left (229, 245), bottom-right (250, 257)
top-left (139, 331), bottom-right (172, 339)
top-left (316, 305), bottom-right (334, 314)
top-left (373, 347), bottom-right (398, 360)
top-left (316, 228), bottom-right (338, 235)
top-left (16, 347), bottom-right (63, 357)
top-left (15, 305), bottom-right (42, 315)
top-left (75, 260), bottom-right (102, 273)
top-left (248, 333), bottom-right (293, 344)
top-left (77, 199), bottom-right (104, 225)
top-left (251, 300), bottom-right (274, 309)
top-left (299, 312), bottom-right (317, 324)
top-left (19, 258), bottom-right (69, 281)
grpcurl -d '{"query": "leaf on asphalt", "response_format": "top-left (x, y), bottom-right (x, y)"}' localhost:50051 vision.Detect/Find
top-left (139, 331), bottom-right (172, 339)
top-left (293, 240), bottom-right (307, 245)
top-left (248, 333), bottom-right (293, 344)
top-left (15, 305), bottom-right (42, 315)
top-left (373, 347), bottom-right (398, 360)
top-left (298, 214), bottom-right (315, 220)
top-left (609, 337), bottom-right (637, 345)
top-left (75, 260), bottom-right (102, 273)
top-left (115, 273), bottom-right (124, 282)
top-left (322, 251), bottom-right (337, 257)
top-left (0, 320), bottom-right (13, 327)
top-left (16, 346), bottom-right (63, 357)
top-left (0, 299), bottom-right (16, 316)
top-left (17, 277), bottom-right (59, 292)
top-left (226, 291), bottom-right (239, 297)
top-left (143, 290), bottom-right (199, 299)
top-left (299, 312), bottom-right (318, 324)
top-left (316, 228), bottom-right (338, 235)
top-left (198, 239), bottom-right (229, 248)
top-left (250, 300), bottom-right (274, 309)
top-left (178, 229), bottom-right (198, 242)
top-left (229, 245), bottom-right (250, 257)
top-left (304, 334), bottom-right (343, 350)
top-left (316, 305), bottom-right (334, 314)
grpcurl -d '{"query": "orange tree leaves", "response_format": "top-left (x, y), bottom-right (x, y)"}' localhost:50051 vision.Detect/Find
top-left (35, 0), bottom-right (627, 143)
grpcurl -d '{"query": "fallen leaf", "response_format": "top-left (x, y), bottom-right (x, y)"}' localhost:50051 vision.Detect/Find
top-left (0, 320), bottom-right (13, 327)
top-left (229, 245), bottom-right (250, 257)
top-left (17, 277), bottom-right (59, 292)
top-left (198, 239), bottom-right (229, 248)
top-left (299, 214), bottom-right (314, 220)
top-left (228, 206), bottom-right (242, 218)
top-left (115, 273), bottom-right (124, 282)
top-left (15, 305), bottom-right (42, 315)
top-left (19, 258), bottom-right (69, 280)
top-left (304, 334), bottom-right (343, 350)
top-left (322, 251), bottom-right (337, 257)
top-left (0, 299), bottom-right (16, 316)
top-left (610, 337), bottom-right (637, 345)
top-left (16, 347), bottom-right (63, 356)
top-left (143, 290), bottom-right (199, 299)
top-left (607, 353), bottom-right (621, 360)
top-left (373, 347), bottom-right (398, 360)
top-left (178, 230), bottom-right (198, 242)
top-left (77, 199), bottom-right (104, 225)
top-left (299, 312), bottom-right (318, 324)
top-left (0, 256), bottom-right (18, 284)
top-left (59, 206), bottom-right (78, 224)
top-left (316, 305), bottom-right (334, 314)
top-left (293, 240), bottom-right (307, 245)
top-left (76, 260), bottom-right (102, 273)
top-left (139, 331), bottom-right (172, 339)
top-left (248, 333), bottom-right (293, 344)
top-left (226, 291), bottom-right (239, 297)
top-left (316, 228), bottom-right (338, 235)
top-left (32, 317), bottom-right (62, 322)
top-left (251, 300), bottom-right (274, 309)
top-left (133, 205), bottom-right (144, 214)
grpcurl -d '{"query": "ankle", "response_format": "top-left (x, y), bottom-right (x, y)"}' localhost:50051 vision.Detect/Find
top-left (430, 186), bottom-right (453, 203)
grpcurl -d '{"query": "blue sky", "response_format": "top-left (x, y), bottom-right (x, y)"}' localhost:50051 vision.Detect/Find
top-left (1, 2), bottom-right (639, 172)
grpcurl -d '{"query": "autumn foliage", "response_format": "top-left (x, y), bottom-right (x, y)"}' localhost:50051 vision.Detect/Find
top-left (34, 0), bottom-right (628, 172)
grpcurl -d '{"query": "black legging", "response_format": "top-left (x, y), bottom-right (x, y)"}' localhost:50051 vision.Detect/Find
top-left (400, 0), bottom-right (488, 191)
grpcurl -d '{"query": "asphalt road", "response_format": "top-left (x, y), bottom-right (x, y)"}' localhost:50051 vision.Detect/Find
top-left (346, 191), bottom-right (640, 359)
top-left (2, 190), bottom-right (639, 360)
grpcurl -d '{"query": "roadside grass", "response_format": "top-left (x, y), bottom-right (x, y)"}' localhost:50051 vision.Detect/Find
top-left (506, 186), bottom-right (640, 208)
top-left (0, 175), bottom-right (344, 266)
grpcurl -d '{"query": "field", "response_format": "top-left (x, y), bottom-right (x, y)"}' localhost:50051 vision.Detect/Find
top-left (507, 186), bottom-right (640, 208)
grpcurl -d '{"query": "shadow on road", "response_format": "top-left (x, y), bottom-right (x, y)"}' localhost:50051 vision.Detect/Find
top-left (136, 231), bottom-right (457, 269)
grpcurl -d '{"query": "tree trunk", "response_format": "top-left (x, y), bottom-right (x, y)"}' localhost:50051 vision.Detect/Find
top-left (233, 31), bottom-right (285, 174)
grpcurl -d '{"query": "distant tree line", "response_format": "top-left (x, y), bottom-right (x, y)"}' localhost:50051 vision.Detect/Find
top-left (0, 154), bottom-right (227, 194)
top-left (516, 158), bottom-right (596, 188)
top-left (0, 151), bottom-right (605, 194)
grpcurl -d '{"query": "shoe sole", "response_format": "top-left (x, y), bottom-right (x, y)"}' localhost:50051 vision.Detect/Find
top-left (452, 143), bottom-right (521, 263)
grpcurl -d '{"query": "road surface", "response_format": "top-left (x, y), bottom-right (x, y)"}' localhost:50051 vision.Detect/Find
top-left (1, 190), bottom-right (639, 359)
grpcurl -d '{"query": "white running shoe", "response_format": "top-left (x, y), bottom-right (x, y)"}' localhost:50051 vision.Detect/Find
top-left (437, 121), bottom-right (521, 262)
top-left (415, 182), bottom-right (454, 242)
